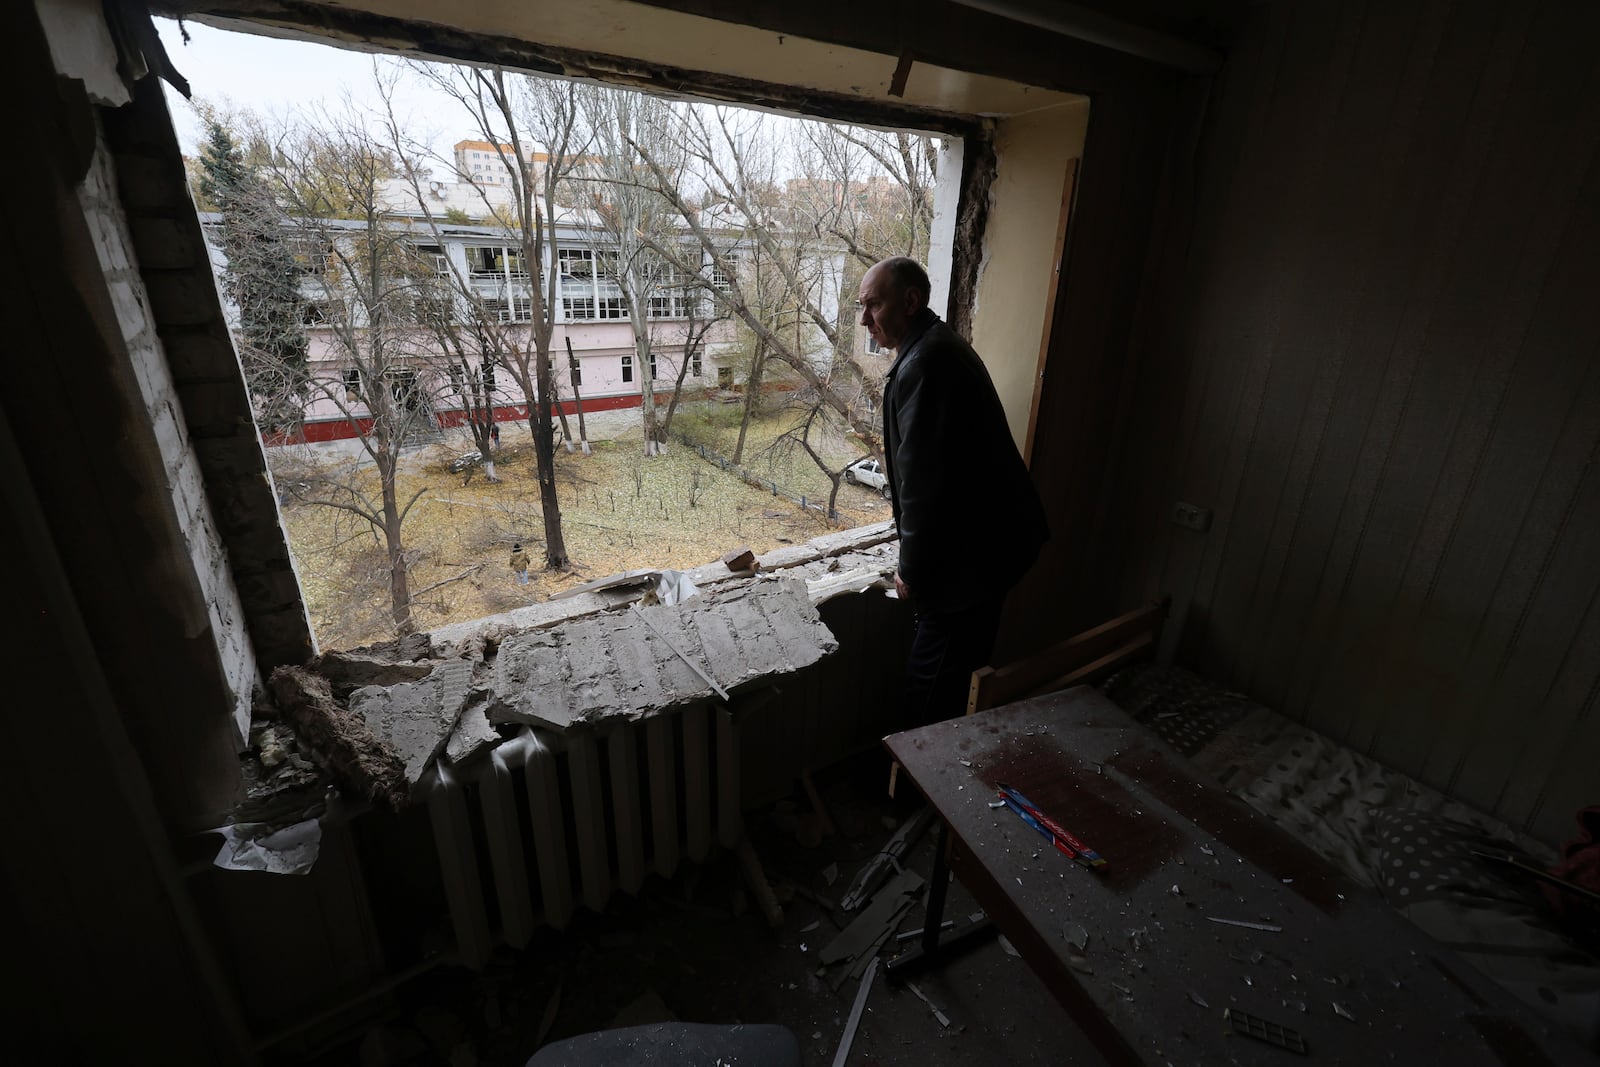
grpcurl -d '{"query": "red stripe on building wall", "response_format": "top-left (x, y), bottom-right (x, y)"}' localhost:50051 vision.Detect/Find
top-left (263, 393), bottom-right (655, 446)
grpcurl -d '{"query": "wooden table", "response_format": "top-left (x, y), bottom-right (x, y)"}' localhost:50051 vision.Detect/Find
top-left (883, 686), bottom-right (1584, 1066)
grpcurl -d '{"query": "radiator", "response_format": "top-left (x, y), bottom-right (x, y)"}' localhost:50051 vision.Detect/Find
top-left (424, 704), bottom-right (743, 968)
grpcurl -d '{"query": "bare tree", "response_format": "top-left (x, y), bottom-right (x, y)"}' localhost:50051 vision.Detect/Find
top-left (413, 63), bottom-right (588, 568)
top-left (249, 104), bottom-right (438, 634)
top-left (796, 124), bottom-right (937, 270)
top-left (762, 399), bottom-right (854, 521)
top-left (576, 85), bottom-right (688, 456)
top-left (623, 104), bottom-right (879, 450)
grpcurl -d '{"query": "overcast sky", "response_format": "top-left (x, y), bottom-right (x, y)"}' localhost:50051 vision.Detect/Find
top-left (156, 18), bottom-right (467, 164)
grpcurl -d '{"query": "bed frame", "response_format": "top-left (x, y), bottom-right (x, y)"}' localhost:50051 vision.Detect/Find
top-left (966, 598), bottom-right (1169, 716)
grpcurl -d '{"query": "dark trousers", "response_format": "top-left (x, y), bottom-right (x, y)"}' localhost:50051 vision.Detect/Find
top-left (902, 596), bottom-right (1006, 730)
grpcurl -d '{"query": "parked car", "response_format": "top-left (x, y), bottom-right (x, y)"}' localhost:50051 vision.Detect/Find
top-left (844, 457), bottom-right (891, 498)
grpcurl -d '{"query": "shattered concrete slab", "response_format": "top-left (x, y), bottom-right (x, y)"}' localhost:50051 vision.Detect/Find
top-left (349, 659), bottom-right (476, 784)
top-left (311, 650), bottom-right (437, 695)
top-left (445, 697), bottom-right (499, 765)
top-left (490, 578), bottom-right (837, 731)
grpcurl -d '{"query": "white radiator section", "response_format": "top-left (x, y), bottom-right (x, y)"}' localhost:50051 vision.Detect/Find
top-left (424, 705), bottom-right (743, 968)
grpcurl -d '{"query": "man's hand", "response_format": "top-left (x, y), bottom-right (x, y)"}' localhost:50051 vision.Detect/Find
top-left (894, 571), bottom-right (911, 601)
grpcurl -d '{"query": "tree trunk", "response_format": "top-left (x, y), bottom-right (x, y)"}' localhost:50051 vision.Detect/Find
top-left (529, 342), bottom-right (569, 567)
top-left (566, 335), bottom-right (591, 456)
top-left (733, 336), bottom-right (766, 465)
top-left (632, 310), bottom-right (661, 457)
top-left (378, 449), bottom-right (414, 634)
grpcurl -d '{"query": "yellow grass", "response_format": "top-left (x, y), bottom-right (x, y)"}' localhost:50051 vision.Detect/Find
top-left (277, 410), bottom-right (891, 648)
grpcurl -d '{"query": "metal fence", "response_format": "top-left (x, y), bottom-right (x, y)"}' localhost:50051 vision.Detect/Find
top-left (675, 431), bottom-right (840, 521)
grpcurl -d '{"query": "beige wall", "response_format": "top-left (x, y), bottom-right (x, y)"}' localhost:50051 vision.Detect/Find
top-left (969, 100), bottom-right (1090, 453)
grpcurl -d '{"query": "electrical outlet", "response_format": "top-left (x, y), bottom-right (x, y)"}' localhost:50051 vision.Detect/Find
top-left (1172, 501), bottom-right (1213, 531)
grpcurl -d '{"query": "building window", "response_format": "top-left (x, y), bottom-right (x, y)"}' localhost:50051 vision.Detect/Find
top-left (691, 350), bottom-right (702, 377)
top-left (648, 352), bottom-right (658, 380)
top-left (621, 354), bottom-right (633, 384)
top-left (563, 296), bottom-right (595, 320)
top-left (865, 334), bottom-right (883, 355)
top-left (597, 296), bottom-right (628, 320)
top-left (708, 256), bottom-right (733, 292)
top-left (647, 294), bottom-right (691, 319)
top-left (479, 296), bottom-right (531, 323)
top-left (482, 359), bottom-right (497, 395)
top-left (387, 368), bottom-right (421, 412)
top-left (414, 294), bottom-right (454, 325)
top-left (289, 236), bottom-right (333, 275)
top-left (569, 355), bottom-right (582, 388)
top-left (342, 367), bottom-right (361, 397)
top-left (558, 248), bottom-right (594, 278)
top-left (465, 245), bottom-right (524, 278)
top-left (302, 301), bottom-right (328, 325)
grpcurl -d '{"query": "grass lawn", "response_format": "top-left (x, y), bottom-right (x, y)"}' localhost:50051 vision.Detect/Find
top-left (273, 400), bottom-right (891, 649)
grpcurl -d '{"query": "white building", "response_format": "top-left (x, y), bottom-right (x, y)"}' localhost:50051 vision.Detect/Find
top-left (201, 211), bottom-right (746, 443)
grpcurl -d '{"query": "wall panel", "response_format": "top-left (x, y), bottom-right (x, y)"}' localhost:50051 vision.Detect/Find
top-left (1113, 0), bottom-right (1600, 843)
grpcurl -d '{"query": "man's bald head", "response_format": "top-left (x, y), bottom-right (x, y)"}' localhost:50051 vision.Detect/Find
top-left (859, 257), bottom-right (931, 350)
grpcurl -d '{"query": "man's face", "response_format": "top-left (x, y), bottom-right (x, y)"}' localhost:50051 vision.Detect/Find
top-left (858, 265), bottom-right (920, 351)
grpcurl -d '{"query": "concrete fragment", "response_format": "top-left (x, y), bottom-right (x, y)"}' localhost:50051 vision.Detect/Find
top-left (445, 698), bottom-right (499, 765)
top-left (350, 659), bottom-right (475, 785)
top-left (721, 545), bottom-right (756, 572)
top-left (312, 649), bottom-right (437, 693)
top-left (490, 578), bottom-right (836, 731)
top-left (547, 568), bottom-right (659, 602)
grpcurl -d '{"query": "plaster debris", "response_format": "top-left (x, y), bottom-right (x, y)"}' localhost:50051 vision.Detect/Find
top-left (1206, 916), bottom-right (1282, 933)
top-left (311, 649), bottom-right (437, 693)
top-left (805, 566), bottom-right (891, 604)
top-left (491, 579), bottom-right (835, 731)
top-left (841, 808), bottom-right (933, 910)
top-left (905, 981), bottom-right (952, 1028)
top-left (721, 545), bottom-right (756, 572)
top-left (350, 659), bottom-right (475, 785)
top-left (445, 697), bottom-right (499, 765)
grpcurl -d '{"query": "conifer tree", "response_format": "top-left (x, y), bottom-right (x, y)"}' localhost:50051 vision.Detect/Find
top-left (198, 115), bottom-right (309, 431)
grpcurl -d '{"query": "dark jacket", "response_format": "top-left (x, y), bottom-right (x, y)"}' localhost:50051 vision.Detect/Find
top-left (883, 309), bottom-right (1049, 612)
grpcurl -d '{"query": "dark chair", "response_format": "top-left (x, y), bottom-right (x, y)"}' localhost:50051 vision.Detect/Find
top-left (525, 1022), bottom-right (801, 1066)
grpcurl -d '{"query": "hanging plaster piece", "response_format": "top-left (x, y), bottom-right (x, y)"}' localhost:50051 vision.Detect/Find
top-left (349, 658), bottom-right (475, 785)
top-left (445, 696), bottom-right (499, 765)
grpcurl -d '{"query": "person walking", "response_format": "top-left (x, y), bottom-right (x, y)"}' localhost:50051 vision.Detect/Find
top-left (860, 256), bottom-right (1049, 729)
top-left (509, 542), bottom-right (530, 585)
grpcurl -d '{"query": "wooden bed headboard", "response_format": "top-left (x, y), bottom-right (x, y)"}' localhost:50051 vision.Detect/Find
top-left (967, 598), bottom-right (1169, 716)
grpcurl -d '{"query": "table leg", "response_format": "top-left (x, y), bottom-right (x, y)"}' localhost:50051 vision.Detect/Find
top-left (886, 818), bottom-right (995, 981)
top-left (922, 820), bottom-right (951, 955)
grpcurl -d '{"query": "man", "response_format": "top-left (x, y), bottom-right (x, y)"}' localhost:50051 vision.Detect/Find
top-left (861, 256), bottom-right (1049, 727)
top-left (509, 542), bottom-right (530, 585)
